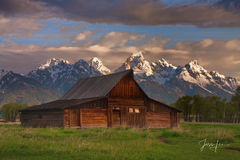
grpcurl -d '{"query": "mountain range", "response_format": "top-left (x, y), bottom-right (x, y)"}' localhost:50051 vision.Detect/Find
top-left (0, 52), bottom-right (239, 107)
top-left (0, 71), bottom-right (58, 106)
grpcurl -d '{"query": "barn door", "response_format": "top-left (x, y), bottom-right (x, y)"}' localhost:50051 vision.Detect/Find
top-left (170, 112), bottom-right (177, 128)
top-left (112, 107), bottom-right (121, 127)
top-left (69, 109), bottom-right (80, 127)
top-left (127, 107), bottom-right (145, 128)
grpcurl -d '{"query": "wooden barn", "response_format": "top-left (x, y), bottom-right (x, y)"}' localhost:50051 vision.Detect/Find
top-left (20, 70), bottom-right (181, 129)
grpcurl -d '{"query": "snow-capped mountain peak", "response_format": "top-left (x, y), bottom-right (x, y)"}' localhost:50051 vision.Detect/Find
top-left (131, 51), bottom-right (144, 58)
top-left (89, 57), bottom-right (111, 75)
top-left (151, 58), bottom-right (177, 84)
top-left (158, 58), bottom-right (170, 67)
top-left (28, 58), bottom-right (73, 87)
top-left (0, 52), bottom-right (239, 105)
top-left (27, 57), bottom-right (106, 95)
top-left (152, 58), bottom-right (177, 69)
top-left (116, 51), bottom-right (153, 76)
top-left (0, 68), bottom-right (8, 79)
top-left (38, 58), bottom-right (70, 70)
top-left (210, 71), bottom-right (226, 79)
top-left (185, 60), bottom-right (208, 74)
top-left (175, 60), bottom-right (214, 86)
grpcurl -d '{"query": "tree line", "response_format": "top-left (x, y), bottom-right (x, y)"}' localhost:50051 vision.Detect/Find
top-left (0, 103), bottom-right (27, 122)
top-left (173, 86), bottom-right (240, 123)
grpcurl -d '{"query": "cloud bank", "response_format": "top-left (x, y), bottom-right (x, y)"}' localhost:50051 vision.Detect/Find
top-left (0, 0), bottom-right (240, 28)
top-left (0, 31), bottom-right (240, 80)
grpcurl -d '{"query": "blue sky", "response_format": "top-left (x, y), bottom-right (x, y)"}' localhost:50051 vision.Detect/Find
top-left (0, 0), bottom-right (240, 80)
top-left (9, 19), bottom-right (240, 46)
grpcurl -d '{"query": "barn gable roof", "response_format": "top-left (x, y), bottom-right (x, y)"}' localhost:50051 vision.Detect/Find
top-left (21, 69), bottom-right (181, 112)
top-left (61, 70), bottom-right (133, 100)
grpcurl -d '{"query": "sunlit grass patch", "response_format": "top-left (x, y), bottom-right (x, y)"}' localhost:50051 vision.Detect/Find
top-left (0, 123), bottom-right (240, 160)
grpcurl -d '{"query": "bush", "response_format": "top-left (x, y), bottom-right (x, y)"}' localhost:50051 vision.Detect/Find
top-left (159, 130), bottom-right (182, 138)
top-left (0, 103), bottom-right (28, 122)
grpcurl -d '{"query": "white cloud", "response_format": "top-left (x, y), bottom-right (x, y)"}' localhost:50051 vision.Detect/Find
top-left (0, 15), bottom-right (45, 38)
top-left (46, 46), bottom-right (81, 52)
top-left (0, 32), bottom-right (240, 80)
top-left (96, 31), bottom-right (146, 48)
top-left (225, 39), bottom-right (240, 51)
top-left (87, 45), bottom-right (110, 54)
top-left (71, 30), bottom-right (96, 43)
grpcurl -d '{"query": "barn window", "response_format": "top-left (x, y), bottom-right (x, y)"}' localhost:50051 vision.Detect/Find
top-left (135, 108), bottom-right (140, 113)
top-left (128, 108), bottom-right (140, 113)
top-left (113, 107), bottom-right (120, 111)
top-left (129, 108), bottom-right (134, 113)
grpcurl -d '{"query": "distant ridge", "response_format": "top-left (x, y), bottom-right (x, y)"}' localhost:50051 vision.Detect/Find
top-left (0, 52), bottom-right (239, 106)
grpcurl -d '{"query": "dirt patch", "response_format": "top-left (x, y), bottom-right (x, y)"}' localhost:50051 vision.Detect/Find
top-left (0, 119), bottom-right (20, 125)
top-left (156, 138), bottom-right (170, 144)
top-left (225, 147), bottom-right (240, 152)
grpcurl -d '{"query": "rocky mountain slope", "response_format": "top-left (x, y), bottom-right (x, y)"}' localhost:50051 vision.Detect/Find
top-left (116, 52), bottom-right (239, 103)
top-left (0, 72), bottom-right (58, 106)
top-left (0, 52), bottom-right (238, 106)
top-left (27, 57), bottom-right (111, 95)
top-left (0, 68), bottom-right (8, 79)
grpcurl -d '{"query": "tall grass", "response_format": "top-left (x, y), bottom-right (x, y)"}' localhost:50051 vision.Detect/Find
top-left (0, 123), bottom-right (240, 160)
top-left (195, 128), bottom-right (234, 143)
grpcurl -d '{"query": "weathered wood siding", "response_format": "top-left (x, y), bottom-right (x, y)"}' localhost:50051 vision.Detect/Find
top-left (108, 75), bottom-right (180, 129)
top-left (112, 110), bottom-right (121, 127)
top-left (81, 108), bottom-right (107, 128)
top-left (145, 99), bottom-right (179, 128)
top-left (108, 75), bottom-right (145, 98)
top-left (64, 109), bottom-right (80, 127)
top-left (108, 75), bottom-right (146, 128)
top-left (20, 110), bottom-right (64, 127)
top-left (146, 112), bottom-right (170, 128)
top-left (64, 108), bottom-right (107, 128)
top-left (64, 98), bottom-right (108, 128)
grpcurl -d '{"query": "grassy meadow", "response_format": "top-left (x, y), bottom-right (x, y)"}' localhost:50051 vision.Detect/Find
top-left (0, 123), bottom-right (240, 160)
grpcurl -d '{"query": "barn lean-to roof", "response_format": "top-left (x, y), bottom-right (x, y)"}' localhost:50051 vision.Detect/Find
top-left (21, 97), bottom-right (106, 111)
top-left (21, 69), bottom-right (180, 112)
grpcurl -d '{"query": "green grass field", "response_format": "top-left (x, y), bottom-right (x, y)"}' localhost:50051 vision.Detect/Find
top-left (0, 123), bottom-right (240, 160)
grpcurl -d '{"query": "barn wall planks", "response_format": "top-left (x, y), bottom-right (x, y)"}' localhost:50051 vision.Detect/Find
top-left (146, 99), bottom-right (172, 113)
top-left (64, 99), bottom-right (108, 128)
top-left (146, 112), bottom-right (171, 128)
top-left (108, 97), bottom-right (146, 128)
top-left (108, 75), bottom-right (144, 98)
top-left (64, 109), bottom-right (80, 127)
top-left (81, 108), bottom-right (107, 128)
top-left (112, 110), bottom-right (121, 127)
top-left (108, 76), bottom-right (147, 128)
top-left (145, 99), bottom-right (179, 128)
top-left (20, 110), bottom-right (64, 127)
top-left (64, 109), bottom-right (70, 127)
top-left (108, 98), bottom-right (145, 106)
